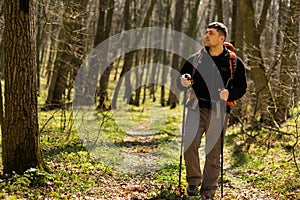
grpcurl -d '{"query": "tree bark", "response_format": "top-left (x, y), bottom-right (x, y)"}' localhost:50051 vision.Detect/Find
top-left (2, 0), bottom-right (45, 174)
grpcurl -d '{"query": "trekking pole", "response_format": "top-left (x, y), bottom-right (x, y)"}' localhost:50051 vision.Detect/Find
top-left (220, 100), bottom-right (226, 199)
top-left (178, 89), bottom-right (188, 189)
top-left (220, 129), bottom-right (224, 199)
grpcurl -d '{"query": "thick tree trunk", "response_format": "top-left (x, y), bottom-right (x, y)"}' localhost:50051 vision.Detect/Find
top-left (2, 0), bottom-right (44, 174)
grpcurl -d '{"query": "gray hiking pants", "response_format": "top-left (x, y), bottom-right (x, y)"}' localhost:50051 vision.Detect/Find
top-left (184, 106), bottom-right (229, 196)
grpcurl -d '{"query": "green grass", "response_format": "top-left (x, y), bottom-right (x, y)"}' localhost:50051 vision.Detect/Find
top-left (0, 101), bottom-right (299, 199)
top-left (222, 108), bottom-right (300, 200)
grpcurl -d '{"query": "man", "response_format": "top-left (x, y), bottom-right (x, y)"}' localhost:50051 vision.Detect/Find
top-left (177, 22), bottom-right (247, 199)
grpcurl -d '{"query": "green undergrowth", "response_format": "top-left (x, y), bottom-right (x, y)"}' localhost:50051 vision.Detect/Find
top-left (0, 104), bottom-right (299, 199)
top-left (222, 108), bottom-right (300, 200)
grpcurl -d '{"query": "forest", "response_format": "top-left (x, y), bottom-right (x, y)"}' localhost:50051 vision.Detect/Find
top-left (0, 0), bottom-right (299, 199)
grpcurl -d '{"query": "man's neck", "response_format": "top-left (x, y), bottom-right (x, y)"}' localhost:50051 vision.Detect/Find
top-left (209, 45), bottom-right (223, 56)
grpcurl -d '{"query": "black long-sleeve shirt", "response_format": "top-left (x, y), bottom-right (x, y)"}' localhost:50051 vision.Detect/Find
top-left (177, 46), bottom-right (247, 112)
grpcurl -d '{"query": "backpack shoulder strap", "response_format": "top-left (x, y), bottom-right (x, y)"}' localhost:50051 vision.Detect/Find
top-left (192, 48), bottom-right (206, 75)
top-left (224, 42), bottom-right (237, 79)
top-left (226, 49), bottom-right (237, 107)
top-left (228, 50), bottom-right (237, 80)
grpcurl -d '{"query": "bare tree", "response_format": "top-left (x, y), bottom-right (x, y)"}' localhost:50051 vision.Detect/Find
top-left (43, 0), bottom-right (88, 110)
top-left (112, 0), bottom-right (157, 107)
top-left (240, 0), bottom-right (272, 124)
top-left (273, 0), bottom-right (299, 123)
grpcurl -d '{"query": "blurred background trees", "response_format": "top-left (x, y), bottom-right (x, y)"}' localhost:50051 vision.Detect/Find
top-left (28, 0), bottom-right (297, 124)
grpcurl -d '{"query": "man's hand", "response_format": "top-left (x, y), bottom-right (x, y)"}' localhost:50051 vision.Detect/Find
top-left (181, 74), bottom-right (192, 87)
top-left (219, 89), bottom-right (229, 101)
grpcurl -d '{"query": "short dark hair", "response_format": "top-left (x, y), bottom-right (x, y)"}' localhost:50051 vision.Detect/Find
top-left (207, 22), bottom-right (228, 39)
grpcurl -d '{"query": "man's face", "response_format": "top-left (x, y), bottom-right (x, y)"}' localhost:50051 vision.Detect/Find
top-left (205, 28), bottom-right (224, 47)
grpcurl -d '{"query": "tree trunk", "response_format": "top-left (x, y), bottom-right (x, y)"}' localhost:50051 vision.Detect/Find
top-left (230, 0), bottom-right (237, 43)
top-left (187, 0), bottom-right (201, 39)
top-left (149, 49), bottom-right (160, 102)
top-left (133, 51), bottom-right (142, 106)
top-left (274, 0), bottom-right (299, 123)
top-left (240, 0), bottom-right (272, 124)
top-left (160, 0), bottom-right (172, 107)
top-left (2, 0), bottom-right (45, 174)
top-left (0, 9), bottom-right (4, 126)
top-left (115, 0), bottom-right (134, 105)
top-left (234, 0), bottom-right (244, 58)
top-left (168, 0), bottom-right (185, 109)
top-left (215, 0), bottom-right (223, 22)
top-left (95, 0), bottom-right (115, 110)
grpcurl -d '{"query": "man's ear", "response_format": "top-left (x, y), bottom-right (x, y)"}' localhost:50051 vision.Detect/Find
top-left (220, 35), bottom-right (225, 43)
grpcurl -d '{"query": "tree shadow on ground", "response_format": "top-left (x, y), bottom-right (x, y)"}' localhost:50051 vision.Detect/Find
top-left (114, 130), bottom-right (177, 150)
top-left (115, 137), bottom-right (172, 149)
top-left (225, 133), bottom-right (250, 168)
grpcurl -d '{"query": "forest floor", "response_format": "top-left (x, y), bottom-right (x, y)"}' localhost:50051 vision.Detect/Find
top-left (0, 105), bottom-right (299, 200)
